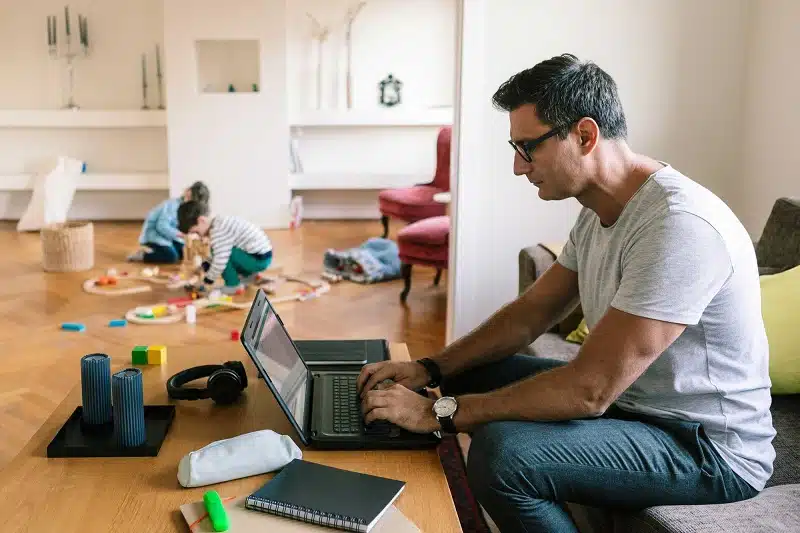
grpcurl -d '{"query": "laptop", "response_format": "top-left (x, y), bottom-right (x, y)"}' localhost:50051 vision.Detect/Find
top-left (240, 288), bottom-right (441, 450)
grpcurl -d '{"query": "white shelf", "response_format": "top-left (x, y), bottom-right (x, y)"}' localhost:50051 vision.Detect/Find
top-left (0, 110), bottom-right (166, 129)
top-left (0, 172), bottom-right (169, 191)
top-left (290, 107), bottom-right (453, 128)
top-left (289, 173), bottom-right (426, 190)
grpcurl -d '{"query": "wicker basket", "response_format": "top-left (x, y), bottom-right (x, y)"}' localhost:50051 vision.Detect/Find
top-left (41, 221), bottom-right (95, 272)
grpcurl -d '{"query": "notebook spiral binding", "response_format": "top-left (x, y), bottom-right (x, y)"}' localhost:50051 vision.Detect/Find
top-left (245, 496), bottom-right (369, 532)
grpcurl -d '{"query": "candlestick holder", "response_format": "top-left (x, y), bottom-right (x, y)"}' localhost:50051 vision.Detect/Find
top-left (47, 9), bottom-right (90, 110)
top-left (156, 44), bottom-right (165, 110)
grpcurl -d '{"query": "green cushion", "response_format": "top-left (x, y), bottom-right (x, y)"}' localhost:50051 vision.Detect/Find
top-left (566, 318), bottom-right (589, 344)
top-left (761, 265), bottom-right (800, 394)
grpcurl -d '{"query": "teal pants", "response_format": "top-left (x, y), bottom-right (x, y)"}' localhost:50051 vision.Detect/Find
top-left (222, 248), bottom-right (272, 287)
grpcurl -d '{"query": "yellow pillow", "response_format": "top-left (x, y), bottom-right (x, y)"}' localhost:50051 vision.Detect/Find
top-left (761, 265), bottom-right (800, 394)
top-left (566, 318), bottom-right (589, 344)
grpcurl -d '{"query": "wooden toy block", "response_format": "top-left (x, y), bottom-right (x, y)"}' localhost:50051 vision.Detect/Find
top-left (132, 345), bottom-right (148, 365)
top-left (147, 345), bottom-right (167, 365)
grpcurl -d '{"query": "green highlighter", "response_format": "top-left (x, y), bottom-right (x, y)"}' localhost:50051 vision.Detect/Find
top-left (203, 490), bottom-right (230, 532)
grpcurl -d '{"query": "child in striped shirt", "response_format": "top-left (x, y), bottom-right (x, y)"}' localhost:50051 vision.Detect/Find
top-left (177, 200), bottom-right (273, 295)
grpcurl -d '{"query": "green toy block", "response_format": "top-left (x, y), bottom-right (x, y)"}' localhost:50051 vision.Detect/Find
top-left (132, 345), bottom-right (149, 365)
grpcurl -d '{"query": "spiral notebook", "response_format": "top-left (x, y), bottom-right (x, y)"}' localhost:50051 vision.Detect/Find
top-left (179, 496), bottom-right (419, 532)
top-left (244, 459), bottom-right (406, 533)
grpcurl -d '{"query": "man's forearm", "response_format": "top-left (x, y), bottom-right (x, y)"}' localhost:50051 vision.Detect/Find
top-left (433, 298), bottom-right (544, 377)
top-left (431, 262), bottom-right (579, 378)
top-left (451, 364), bottom-right (602, 431)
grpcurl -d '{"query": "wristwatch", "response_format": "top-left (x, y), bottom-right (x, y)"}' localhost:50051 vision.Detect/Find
top-left (433, 396), bottom-right (458, 434)
top-left (416, 357), bottom-right (442, 388)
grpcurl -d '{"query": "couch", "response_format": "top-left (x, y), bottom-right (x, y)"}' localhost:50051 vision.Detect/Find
top-left (517, 197), bottom-right (800, 533)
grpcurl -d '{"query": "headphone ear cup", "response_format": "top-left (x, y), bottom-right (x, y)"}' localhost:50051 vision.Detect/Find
top-left (207, 369), bottom-right (243, 405)
top-left (224, 361), bottom-right (248, 389)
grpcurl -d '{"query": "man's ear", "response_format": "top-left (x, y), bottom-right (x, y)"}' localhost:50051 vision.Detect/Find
top-left (575, 117), bottom-right (600, 154)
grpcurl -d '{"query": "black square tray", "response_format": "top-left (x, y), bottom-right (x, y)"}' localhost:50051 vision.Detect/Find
top-left (46, 405), bottom-right (175, 458)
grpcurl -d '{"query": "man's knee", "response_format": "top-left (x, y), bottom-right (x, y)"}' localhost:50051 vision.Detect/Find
top-left (466, 422), bottom-right (541, 504)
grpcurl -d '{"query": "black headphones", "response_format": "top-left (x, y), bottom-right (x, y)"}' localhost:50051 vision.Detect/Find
top-left (166, 361), bottom-right (248, 405)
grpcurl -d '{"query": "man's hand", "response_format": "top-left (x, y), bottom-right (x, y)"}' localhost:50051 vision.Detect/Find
top-left (356, 360), bottom-right (430, 398)
top-left (361, 384), bottom-right (439, 433)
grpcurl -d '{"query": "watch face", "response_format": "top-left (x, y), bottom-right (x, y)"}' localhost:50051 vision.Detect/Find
top-left (434, 396), bottom-right (457, 418)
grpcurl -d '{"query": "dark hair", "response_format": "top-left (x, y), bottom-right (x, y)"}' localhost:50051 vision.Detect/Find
top-left (491, 53), bottom-right (627, 139)
top-left (187, 181), bottom-right (210, 204)
top-left (178, 200), bottom-right (209, 233)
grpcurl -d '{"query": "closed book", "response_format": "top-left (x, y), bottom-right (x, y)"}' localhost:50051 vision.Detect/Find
top-left (244, 459), bottom-right (406, 532)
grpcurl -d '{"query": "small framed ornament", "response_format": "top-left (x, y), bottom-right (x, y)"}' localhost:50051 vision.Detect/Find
top-left (378, 74), bottom-right (402, 107)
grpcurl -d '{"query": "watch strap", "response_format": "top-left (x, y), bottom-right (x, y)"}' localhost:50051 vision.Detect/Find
top-left (416, 358), bottom-right (442, 388)
top-left (437, 413), bottom-right (457, 434)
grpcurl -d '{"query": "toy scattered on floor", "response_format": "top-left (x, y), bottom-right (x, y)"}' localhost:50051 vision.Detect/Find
top-left (83, 267), bottom-right (187, 296)
top-left (108, 319), bottom-right (127, 327)
top-left (123, 275), bottom-right (330, 326)
top-left (185, 304), bottom-right (197, 324)
top-left (230, 330), bottom-right (240, 341)
top-left (61, 322), bottom-right (85, 332)
top-left (321, 271), bottom-right (343, 283)
top-left (132, 345), bottom-right (167, 365)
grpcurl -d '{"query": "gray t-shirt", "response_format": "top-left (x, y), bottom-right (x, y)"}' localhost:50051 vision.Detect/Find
top-left (557, 164), bottom-right (776, 491)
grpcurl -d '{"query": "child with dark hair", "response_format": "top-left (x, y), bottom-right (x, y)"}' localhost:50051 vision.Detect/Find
top-left (127, 181), bottom-right (210, 264)
top-left (178, 200), bottom-right (273, 295)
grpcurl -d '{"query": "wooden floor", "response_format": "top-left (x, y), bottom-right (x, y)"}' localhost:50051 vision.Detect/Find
top-left (0, 220), bottom-right (447, 471)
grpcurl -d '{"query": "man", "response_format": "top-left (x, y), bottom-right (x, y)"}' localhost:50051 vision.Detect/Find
top-left (357, 53), bottom-right (776, 532)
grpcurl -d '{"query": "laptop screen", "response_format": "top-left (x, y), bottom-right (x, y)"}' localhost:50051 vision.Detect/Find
top-left (248, 297), bottom-right (310, 432)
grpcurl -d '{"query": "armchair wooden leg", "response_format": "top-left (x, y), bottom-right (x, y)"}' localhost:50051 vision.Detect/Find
top-left (380, 215), bottom-right (389, 238)
top-left (400, 263), bottom-right (412, 302)
top-left (433, 268), bottom-right (442, 286)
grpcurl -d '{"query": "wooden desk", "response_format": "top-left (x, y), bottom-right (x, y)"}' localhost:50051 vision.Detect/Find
top-left (0, 343), bottom-right (461, 533)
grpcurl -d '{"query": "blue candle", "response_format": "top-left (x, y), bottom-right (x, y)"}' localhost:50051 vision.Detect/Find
top-left (112, 368), bottom-right (146, 448)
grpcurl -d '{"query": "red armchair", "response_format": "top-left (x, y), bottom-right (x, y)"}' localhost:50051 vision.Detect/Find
top-left (378, 125), bottom-right (451, 238)
top-left (397, 215), bottom-right (449, 303)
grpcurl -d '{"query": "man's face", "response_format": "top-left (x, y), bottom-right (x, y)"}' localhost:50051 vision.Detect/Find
top-left (509, 104), bottom-right (582, 201)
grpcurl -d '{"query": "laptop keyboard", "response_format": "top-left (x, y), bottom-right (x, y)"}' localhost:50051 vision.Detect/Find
top-left (332, 376), bottom-right (361, 434)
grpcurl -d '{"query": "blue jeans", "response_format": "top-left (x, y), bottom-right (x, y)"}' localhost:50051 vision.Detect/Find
top-left (440, 355), bottom-right (759, 533)
top-left (143, 241), bottom-right (184, 264)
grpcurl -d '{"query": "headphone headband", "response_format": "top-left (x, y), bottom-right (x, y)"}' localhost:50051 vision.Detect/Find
top-left (166, 361), bottom-right (247, 404)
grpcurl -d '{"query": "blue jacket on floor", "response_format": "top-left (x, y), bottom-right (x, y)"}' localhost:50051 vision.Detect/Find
top-left (138, 197), bottom-right (182, 247)
top-left (323, 238), bottom-right (401, 283)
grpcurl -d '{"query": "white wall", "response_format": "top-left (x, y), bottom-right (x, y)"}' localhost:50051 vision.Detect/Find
top-left (0, 0), bottom-right (167, 219)
top-left (0, 0), bottom-right (456, 221)
top-left (739, 0), bottom-right (800, 237)
top-left (286, 0), bottom-right (456, 115)
top-left (286, 0), bottom-right (456, 219)
top-left (163, 0), bottom-right (290, 228)
top-left (450, 0), bottom-right (751, 340)
top-left (0, 0), bottom-right (164, 110)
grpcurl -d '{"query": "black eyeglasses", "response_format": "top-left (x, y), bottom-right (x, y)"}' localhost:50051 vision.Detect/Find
top-left (508, 124), bottom-right (569, 163)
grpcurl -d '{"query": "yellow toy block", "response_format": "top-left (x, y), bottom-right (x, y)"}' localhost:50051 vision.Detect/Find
top-left (152, 305), bottom-right (168, 317)
top-left (147, 345), bottom-right (167, 365)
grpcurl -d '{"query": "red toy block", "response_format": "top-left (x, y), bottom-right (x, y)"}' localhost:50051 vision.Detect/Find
top-left (230, 330), bottom-right (240, 341)
top-left (167, 296), bottom-right (194, 308)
